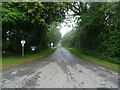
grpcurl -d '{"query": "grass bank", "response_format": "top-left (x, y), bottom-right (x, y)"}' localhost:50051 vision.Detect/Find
top-left (1, 47), bottom-right (56, 68)
top-left (66, 47), bottom-right (119, 72)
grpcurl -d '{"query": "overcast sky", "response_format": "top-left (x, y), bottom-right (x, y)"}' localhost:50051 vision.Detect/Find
top-left (59, 11), bottom-right (77, 37)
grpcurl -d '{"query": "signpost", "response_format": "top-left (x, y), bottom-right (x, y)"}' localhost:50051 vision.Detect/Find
top-left (21, 40), bottom-right (26, 56)
top-left (51, 43), bottom-right (53, 47)
top-left (30, 46), bottom-right (36, 51)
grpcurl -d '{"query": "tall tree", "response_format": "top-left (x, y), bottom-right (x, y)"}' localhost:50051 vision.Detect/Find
top-left (62, 2), bottom-right (120, 64)
top-left (2, 2), bottom-right (69, 54)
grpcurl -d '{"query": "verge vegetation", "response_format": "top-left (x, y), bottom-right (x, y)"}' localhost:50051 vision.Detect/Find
top-left (2, 48), bottom-right (56, 68)
top-left (66, 48), bottom-right (119, 72)
top-left (62, 2), bottom-right (120, 65)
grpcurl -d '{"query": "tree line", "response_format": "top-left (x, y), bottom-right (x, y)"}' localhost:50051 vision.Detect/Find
top-left (62, 2), bottom-right (120, 64)
top-left (2, 2), bottom-right (69, 56)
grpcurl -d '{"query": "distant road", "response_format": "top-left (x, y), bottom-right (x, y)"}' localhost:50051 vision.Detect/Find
top-left (2, 46), bottom-right (118, 88)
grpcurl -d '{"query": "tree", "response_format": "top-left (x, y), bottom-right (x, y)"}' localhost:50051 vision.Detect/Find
top-left (48, 22), bottom-right (62, 47)
top-left (2, 2), bottom-right (69, 55)
top-left (62, 2), bottom-right (120, 64)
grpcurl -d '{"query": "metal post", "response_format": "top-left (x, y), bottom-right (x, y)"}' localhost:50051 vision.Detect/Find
top-left (21, 40), bottom-right (25, 56)
top-left (22, 46), bottom-right (24, 56)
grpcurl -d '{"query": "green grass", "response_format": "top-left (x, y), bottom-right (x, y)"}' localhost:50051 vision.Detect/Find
top-left (1, 48), bottom-right (56, 68)
top-left (66, 47), bottom-right (119, 72)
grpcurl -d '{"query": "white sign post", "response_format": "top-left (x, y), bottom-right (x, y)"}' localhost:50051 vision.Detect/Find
top-left (51, 43), bottom-right (53, 47)
top-left (30, 46), bottom-right (36, 51)
top-left (21, 40), bottom-right (26, 56)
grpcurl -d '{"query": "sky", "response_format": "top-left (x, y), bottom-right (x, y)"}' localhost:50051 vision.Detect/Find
top-left (59, 22), bottom-right (73, 37)
top-left (59, 11), bottom-right (77, 37)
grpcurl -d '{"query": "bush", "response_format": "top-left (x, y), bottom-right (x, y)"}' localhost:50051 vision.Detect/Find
top-left (78, 48), bottom-right (120, 64)
top-left (2, 51), bottom-right (12, 57)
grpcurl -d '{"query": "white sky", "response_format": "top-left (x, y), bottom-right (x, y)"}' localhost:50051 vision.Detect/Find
top-left (60, 22), bottom-right (72, 37)
top-left (59, 11), bottom-right (77, 37)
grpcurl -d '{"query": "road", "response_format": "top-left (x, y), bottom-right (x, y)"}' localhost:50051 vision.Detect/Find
top-left (1, 46), bottom-right (119, 88)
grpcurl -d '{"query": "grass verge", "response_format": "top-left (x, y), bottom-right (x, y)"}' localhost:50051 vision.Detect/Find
top-left (66, 47), bottom-right (119, 72)
top-left (1, 47), bottom-right (56, 68)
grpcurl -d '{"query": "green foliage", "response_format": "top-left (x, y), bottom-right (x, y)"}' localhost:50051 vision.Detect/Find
top-left (2, 48), bottom-right (56, 68)
top-left (47, 22), bottom-right (62, 46)
top-left (62, 2), bottom-right (120, 64)
top-left (66, 47), bottom-right (119, 72)
top-left (2, 2), bottom-right (69, 55)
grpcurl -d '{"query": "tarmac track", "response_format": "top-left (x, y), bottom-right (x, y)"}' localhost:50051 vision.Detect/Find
top-left (1, 46), bottom-right (119, 89)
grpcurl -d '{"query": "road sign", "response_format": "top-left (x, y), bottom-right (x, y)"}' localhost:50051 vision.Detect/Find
top-left (21, 40), bottom-right (26, 46)
top-left (30, 46), bottom-right (36, 51)
top-left (51, 43), bottom-right (53, 47)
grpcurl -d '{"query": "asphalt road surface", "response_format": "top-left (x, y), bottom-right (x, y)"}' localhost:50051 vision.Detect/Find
top-left (1, 46), bottom-right (119, 88)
